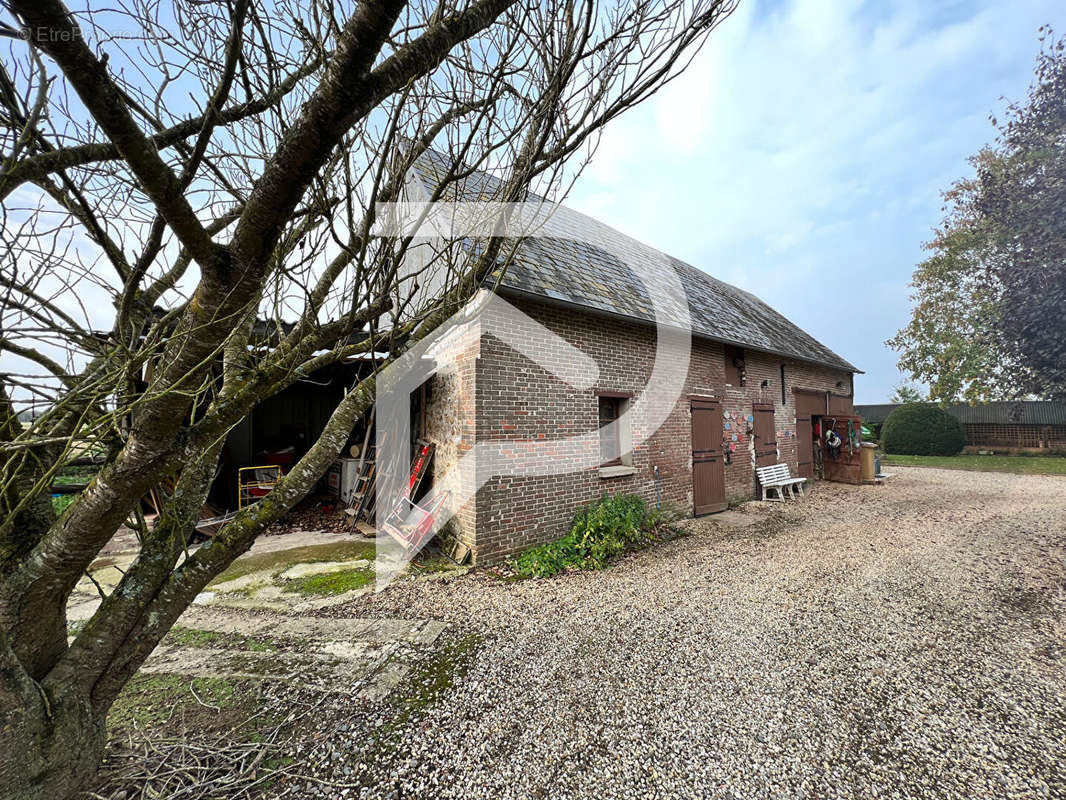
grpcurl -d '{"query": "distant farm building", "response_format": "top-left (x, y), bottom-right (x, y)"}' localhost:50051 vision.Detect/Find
top-left (856, 402), bottom-right (1066, 452)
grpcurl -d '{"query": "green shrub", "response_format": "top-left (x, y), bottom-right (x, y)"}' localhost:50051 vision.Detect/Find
top-left (510, 493), bottom-right (665, 579)
top-left (881, 403), bottom-right (966, 456)
top-left (644, 500), bottom-right (685, 531)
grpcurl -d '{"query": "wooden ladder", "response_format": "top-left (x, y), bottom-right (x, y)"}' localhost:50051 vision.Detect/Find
top-left (344, 408), bottom-right (377, 524)
top-left (346, 458), bottom-right (377, 521)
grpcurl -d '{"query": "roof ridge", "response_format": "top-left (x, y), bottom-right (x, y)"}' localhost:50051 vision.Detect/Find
top-left (407, 147), bottom-right (858, 373)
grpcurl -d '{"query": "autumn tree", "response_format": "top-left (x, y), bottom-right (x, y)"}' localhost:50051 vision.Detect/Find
top-left (889, 383), bottom-right (925, 404)
top-left (890, 29), bottom-right (1066, 403)
top-left (0, 0), bottom-right (738, 796)
top-left (887, 151), bottom-right (1014, 403)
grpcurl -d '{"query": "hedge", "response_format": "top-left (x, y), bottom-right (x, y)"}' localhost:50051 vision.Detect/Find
top-left (880, 403), bottom-right (966, 456)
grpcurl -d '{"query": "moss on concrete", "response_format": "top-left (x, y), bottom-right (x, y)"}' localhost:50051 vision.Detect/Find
top-left (209, 540), bottom-right (376, 586)
top-left (367, 634), bottom-right (482, 763)
top-left (400, 635), bottom-right (481, 715)
top-left (164, 625), bottom-right (279, 652)
top-left (282, 567), bottom-right (374, 596)
top-left (411, 554), bottom-right (461, 574)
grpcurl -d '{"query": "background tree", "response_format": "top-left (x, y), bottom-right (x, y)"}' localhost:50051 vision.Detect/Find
top-left (0, 0), bottom-right (739, 796)
top-left (890, 29), bottom-right (1066, 403)
top-left (976, 28), bottom-right (1066, 401)
top-left (887, 152), bottom-right (1014, 403)
top-left (890, 382), bottom-right (926, 404)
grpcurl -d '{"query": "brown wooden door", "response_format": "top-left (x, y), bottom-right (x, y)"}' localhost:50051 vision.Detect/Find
top-left (823, 414), bottom-right (863, 484)
top-left (828, 393), bottom-right (854, 415)
top-left (795, 413), bottom-right (813, 479)
top-left (753, 403), bottom-right (777, 467)
top-left (691, 398), bottom-right (726, 515)
top-left (795, 390), bottom-right (826, 481)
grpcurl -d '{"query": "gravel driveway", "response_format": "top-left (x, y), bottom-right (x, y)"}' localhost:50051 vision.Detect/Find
top-left (322, 468), bottom-right (1066, 800)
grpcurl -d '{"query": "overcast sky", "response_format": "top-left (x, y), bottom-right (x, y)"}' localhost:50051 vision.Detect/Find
top-left (567, 0), bottom-right (1066, 403)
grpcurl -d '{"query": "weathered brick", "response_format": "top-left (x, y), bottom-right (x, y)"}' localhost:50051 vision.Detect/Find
top-left (425, 297), bottom-right (853, 565)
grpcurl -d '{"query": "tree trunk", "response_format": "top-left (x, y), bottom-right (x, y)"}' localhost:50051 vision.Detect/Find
top-left (0, 669), bottom-right (105, 800)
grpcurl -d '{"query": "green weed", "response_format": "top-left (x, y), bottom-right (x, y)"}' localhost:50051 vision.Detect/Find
top-left (510, 493), bottom-right (673, 579)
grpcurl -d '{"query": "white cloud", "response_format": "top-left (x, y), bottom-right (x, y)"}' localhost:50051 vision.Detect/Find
top-left (568, 0), bottom-right (1066, 401)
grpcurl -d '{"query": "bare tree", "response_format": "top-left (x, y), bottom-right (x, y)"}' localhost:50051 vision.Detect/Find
top-left (0, 0), bottom-right (736, 795)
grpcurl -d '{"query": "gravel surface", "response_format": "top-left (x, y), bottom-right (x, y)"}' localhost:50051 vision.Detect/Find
top-left (301, 468), bottom-right (1066, 799)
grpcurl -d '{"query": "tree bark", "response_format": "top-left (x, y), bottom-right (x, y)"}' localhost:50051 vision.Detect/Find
top-left (0, 0), bottom-right (730, 795)
top-left (0, 651), bottom-right (103, 800)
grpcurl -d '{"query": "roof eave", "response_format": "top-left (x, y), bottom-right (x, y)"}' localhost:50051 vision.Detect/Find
top-left (498, 285), bottom-right (862, 375)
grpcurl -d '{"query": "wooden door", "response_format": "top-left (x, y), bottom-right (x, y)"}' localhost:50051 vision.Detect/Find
top-left (823, 415), bottom-right (863, 484)
top-left (794, 390), bottom-right (824, 480)
top-left (691, 398), bottom-right (726, 515)
top-left (752, 403), bottom-right (777, 467)
top-left (795, 414), bottom-right (813, 479)
top-left (828, 393), bottom-right (854, 415)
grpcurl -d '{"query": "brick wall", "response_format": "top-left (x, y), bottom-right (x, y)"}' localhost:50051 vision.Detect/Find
top-left (430, 296), bottom-right (853, 565)
top-left (423, 321), bottom-right (481, 552)
top-left (716, 348), bottom-right (849, 502)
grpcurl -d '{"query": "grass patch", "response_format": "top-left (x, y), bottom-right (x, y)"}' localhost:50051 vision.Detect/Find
top-left (881, 453), bottom-right (1066, 476)
top-left (209, 540), bottom-right (376, 585)
top-left (108, 674), bottom-right (249, 735)
top-left (282, 567), bottom-right (373, 596)
top-left (54, 465), bottom-right (99, 484)
top-left (509, 494), bottom-right (679, 579)
top-left (52, 465), bottom-right (99, 514)
top-left (164, 625), bottom-right (279, 652)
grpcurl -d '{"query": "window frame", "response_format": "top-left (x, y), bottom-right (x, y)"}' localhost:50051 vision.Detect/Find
top-left (598, 396), bottom-right (622, 466)
top-left (595, 390), bottom-right (634, 470)
top-left (724, 345), bottom-right (746, 386)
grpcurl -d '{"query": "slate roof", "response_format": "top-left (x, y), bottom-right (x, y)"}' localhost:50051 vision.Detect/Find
top-left (855, 402), bottom-right (1066, 426)
top-left (406, 148), bottom-right (858, 373)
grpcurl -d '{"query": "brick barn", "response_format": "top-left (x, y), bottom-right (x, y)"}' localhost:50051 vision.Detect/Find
top-left (408, 157), bottom-right (860, 565)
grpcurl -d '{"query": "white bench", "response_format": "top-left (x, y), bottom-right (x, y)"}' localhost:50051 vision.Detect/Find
top-left (755, 463), bottom-right (808, 502)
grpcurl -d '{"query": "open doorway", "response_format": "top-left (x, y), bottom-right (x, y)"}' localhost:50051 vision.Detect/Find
top-left (794, 389), bottom-right (824, 480)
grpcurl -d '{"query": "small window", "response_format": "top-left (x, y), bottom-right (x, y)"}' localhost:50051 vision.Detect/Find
top-left (724, 345), bottom-right (746, 386)
top-left (599, 395), bottom-right (622, 466)
top-left (780, 364), bottom-right (786, 405)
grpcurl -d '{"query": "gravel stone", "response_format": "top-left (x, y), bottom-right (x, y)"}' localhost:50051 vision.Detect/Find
top-left (292, 468), bottom-right (1066, 799)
